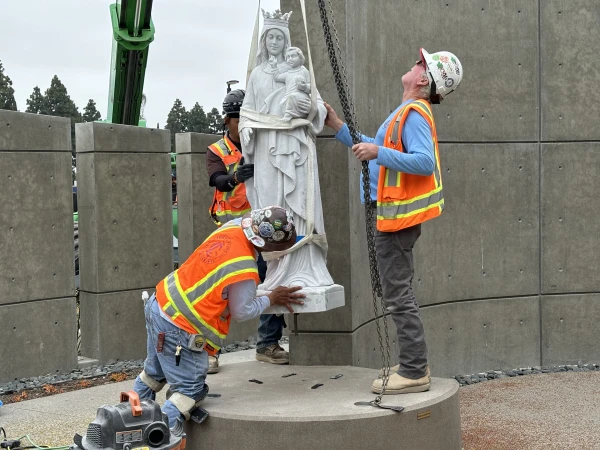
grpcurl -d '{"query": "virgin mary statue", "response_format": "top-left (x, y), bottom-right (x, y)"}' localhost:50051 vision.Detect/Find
top-left (239, 9), bottom-right (340, 300)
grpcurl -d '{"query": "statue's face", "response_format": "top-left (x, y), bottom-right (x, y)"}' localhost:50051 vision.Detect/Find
top-left (266, 29), bottom-right (285, 57)
top-left (286, 51), bottom-right (301, 68)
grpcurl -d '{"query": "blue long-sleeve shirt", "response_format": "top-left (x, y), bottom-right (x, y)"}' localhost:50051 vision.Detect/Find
top-left (334, 99), bottom-right (435, 203)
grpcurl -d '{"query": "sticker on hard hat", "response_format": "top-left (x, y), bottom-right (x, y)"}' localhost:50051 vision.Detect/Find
top-left (132, 447), bottom-right (150, 450)
top-left (445, 79), bottom-right (454, 88)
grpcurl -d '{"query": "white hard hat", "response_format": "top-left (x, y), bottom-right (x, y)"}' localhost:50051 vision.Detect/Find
top-left (420, 48), bottom-right (463, 103)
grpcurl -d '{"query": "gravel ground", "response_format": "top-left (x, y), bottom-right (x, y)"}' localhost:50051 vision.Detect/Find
top-left (460, 371), bottom-right (600, 449)
top-left (0, 336), bottom-right (288, 397)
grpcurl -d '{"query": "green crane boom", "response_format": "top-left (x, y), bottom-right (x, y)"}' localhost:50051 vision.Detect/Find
top-left (107, 0), bottom-right (155, 125)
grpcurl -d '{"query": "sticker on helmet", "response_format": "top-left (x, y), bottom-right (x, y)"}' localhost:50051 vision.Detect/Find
top-left (273, 219), bottom-right (282, 230)
top-left (264, 209), bottom-right (272, 218)
top-left (244, 227), bottom-right (256, 240)
top-left (283, 222), bottom-right (293, 232)
top-left (440, 55), bottom-right (449, 63)
top-left (252, 224), bottom-right (259, 234)
top-left (272, 231), bottom-right (285, 241)
top-left (259, 222), bottom-right (275, 237)
top-left (251, 236), bottom-right (265, 247)
top-left (242, 218), bottom-right (253, 228)
top-left (445, 78), bottom-right (454, 88)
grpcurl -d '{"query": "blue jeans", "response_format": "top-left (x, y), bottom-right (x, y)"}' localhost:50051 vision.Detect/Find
top-left (256, 253), bottom-right (285, 349)
top-left (134, 294), bottom-right (209, 428)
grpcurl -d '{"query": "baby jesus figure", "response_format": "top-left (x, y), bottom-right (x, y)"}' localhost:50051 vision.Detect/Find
top-left (269, 47), bottom-right (311, 121)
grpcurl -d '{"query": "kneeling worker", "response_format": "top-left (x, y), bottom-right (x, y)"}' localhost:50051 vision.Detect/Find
top-left (134, 205), bottom-right (304, 434)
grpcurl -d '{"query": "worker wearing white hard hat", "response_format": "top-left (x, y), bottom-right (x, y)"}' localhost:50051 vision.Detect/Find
top-left (324, 48), bottom-right (463, 395)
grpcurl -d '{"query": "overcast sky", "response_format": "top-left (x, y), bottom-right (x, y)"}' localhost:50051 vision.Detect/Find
top-left (1, 0), bottom-right (280, 127)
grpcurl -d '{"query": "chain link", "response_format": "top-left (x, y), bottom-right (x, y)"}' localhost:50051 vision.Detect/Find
top-left (317, 0), bottom-right (392, 405)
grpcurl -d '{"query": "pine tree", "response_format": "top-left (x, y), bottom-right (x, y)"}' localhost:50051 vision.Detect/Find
top-left (187, 102), bottom-right (208, 133)
top-left (165, 98), bottom-right (188, 151)
top-left (83, 99), bottom-right (101, 122)
top-left (0, 61), bottom-right (17, 111)
top-left (42, 75), bottom-right (81, 122)
top-left (26, 86), bottom-right (45, 114)
top-left (206, 107), bottom-right (223, 134)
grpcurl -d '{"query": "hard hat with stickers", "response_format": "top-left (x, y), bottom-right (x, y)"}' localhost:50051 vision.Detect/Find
top-left (241, 206), bottom-right (297, 252)
top-left (420, 48), bottom-right (463, 103)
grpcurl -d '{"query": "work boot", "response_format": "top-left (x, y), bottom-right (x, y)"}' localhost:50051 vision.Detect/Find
top-left (208, 355), bottom-right (220, 374)
top-left (255, 343), bottom-right (289, 364)
top-left (372, 372), bottom-right (430, 394)
top-left (379, 365), bottom-right (430, 381)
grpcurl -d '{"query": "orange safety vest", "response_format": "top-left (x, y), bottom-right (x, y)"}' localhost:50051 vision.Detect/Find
top-left (155, 224), bottom-right (260, 355)
top-left (208, 135), bottom-right (252, 226)
top-left (377, 99), bottom-right (444, 232)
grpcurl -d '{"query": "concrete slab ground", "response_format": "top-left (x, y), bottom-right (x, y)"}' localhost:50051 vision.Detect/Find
top-left (0, 345), bottom-right (460, 449)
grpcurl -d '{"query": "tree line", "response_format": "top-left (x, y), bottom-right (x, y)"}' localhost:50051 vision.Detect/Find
top-left (0, 60), bottom-right (223, 153)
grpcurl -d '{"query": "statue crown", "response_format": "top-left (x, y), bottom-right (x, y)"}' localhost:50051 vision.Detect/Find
top-left (261, 9), bottom-right (292, 27)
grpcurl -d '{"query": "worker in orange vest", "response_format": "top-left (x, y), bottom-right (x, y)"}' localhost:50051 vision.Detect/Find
top-left (134, 205), bottom-right (304, 434)
top-left (324, 48), bottom-right (463, 395)
top-left (205, 89), bottom-right (289, 375)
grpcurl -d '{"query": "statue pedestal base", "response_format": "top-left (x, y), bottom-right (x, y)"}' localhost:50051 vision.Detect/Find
top-left (261, 284), bottom-right (345, 314)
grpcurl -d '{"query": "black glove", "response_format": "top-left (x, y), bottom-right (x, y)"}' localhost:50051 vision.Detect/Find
top-left (235, 164), bottom-right (254, 183)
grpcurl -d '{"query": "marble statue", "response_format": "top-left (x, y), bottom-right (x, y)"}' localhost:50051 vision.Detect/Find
top-left (239, 9), bottom-right (344, 313)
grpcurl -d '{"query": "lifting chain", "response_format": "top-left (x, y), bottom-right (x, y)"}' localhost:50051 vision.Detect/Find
top-left (316, 0), bottom-right (396, 408)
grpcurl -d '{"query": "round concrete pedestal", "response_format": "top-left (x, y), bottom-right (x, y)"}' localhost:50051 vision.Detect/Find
top-left (184, 362), bottom-right (461, 450)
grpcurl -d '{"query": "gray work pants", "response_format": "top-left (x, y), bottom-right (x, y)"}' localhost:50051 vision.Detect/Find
top-left (375, 223), bottom-right (428, 379)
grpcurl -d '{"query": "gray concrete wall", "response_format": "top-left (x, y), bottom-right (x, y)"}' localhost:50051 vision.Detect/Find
top-left (283, 0), bottom-right (600, 376)
top-left (0, 111), bottom-right (77, 383)
top-left (76, 122), bottom-right (173, 363)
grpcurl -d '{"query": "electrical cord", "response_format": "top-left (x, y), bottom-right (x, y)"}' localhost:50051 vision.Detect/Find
top-left (1, 433), bottom-right (71, 450)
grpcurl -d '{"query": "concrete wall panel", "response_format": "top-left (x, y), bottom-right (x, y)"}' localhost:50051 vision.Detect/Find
top-left (0, 298), bottom-right (77, 383)
top-left (541, 294), bottom-right (600, 366)
top-left (541, 143), bottom-right (600, 293)
top-left (289, 332), bottom-right (352, 366)
top-left (0, 152), bottom-right (75, 303)
top-left (0, 110), bottom-right (71, 151)
top-left (413, 143), bottom-right (539, 305)
top-left (285, 0), bottom-right (538, 141)
top-left (175, 133), bottom-right (218, 264)
top-left (541, 2), bottom-right (600, 141)
top-left (75, 122), bottom-right (170, 153)
top-left (79, 289), bottom-right (149, 363)
top-left (77, 127), bottom-right (173, 293)
top-left (421, 297), bottom-right (541, 377)
top-left (352, 316), bottom-right (399, 370)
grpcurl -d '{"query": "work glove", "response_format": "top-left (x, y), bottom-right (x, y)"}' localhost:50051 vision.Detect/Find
top-left (235, 164), bottom-right (255, 183)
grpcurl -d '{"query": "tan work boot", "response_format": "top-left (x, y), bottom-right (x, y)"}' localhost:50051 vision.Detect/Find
top-left (255, 344), bottom-right (289, 364)
top-left (379, 365), bottom-right (430, 381)
top-left (208, 355), bottom-right (220, 374)
top-left (372, 372), bottom-right (430, 394)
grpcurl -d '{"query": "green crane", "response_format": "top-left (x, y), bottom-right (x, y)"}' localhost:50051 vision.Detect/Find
top-left (107, 0), bottom-right (155, 126)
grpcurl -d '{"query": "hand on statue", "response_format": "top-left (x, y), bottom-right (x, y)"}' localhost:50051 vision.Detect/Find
top-left (268, 286), bottom-right (305, 313)
top-left (352, 143), bottom-right (379, 161)
top-left (323, 102), bottom-right (344, 132)
top-left (241, 128), bottom-right (253, 147)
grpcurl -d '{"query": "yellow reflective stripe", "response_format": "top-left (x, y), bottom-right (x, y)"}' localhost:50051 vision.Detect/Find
top-left (186, 255), bottom-right (256, 296)
top-left (380, 185), bottom-right (442, 206)
top-left (191, 268), bottom-right (258, 308)
top-left (162, 277), bottom-right (201, 334)
top-left (377, 198), bottom-right (444, 220)
top-left (172, 272), bottom-right (227, 340)
top-left (210, 143), bottom-right (227, 158)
